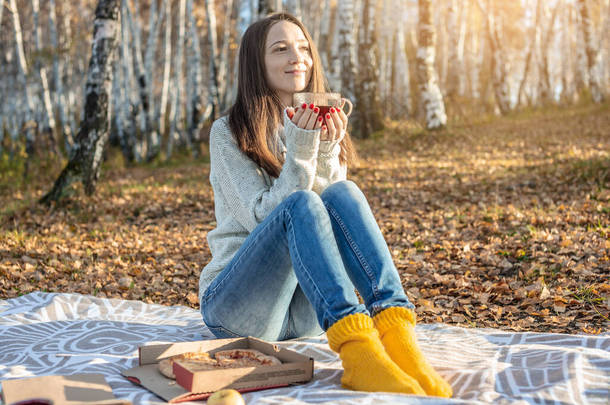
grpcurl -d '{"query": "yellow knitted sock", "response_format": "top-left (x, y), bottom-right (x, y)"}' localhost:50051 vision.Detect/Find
top-left (373, 307), bottom-right (453, 398)
top-left (327, 312), bottom-right (425, 394)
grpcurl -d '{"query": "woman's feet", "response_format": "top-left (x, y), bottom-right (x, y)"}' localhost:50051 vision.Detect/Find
top-left (373, 306), bottom-right (453, 398)
top-left (326, 312), bottom-right (425, 394)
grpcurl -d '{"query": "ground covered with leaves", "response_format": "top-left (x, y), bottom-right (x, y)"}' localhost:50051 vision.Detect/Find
top-left (1, 103), bottom-right (608, 335)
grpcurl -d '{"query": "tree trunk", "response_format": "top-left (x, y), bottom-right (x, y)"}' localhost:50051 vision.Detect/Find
top-left (355, 0), bottom-right (384, 138)
top-left (417, 0), bottom-right (447, 129)
top-left (218, 0), bottom-right (235, 111)
top-left (49, 0), bottom-right (73, 152)
top-left (8, 0), bottom-right (37, 162)
top-left (577, 0), bottom-right (605, 102)
top-left (157, 0), bottom-right (171, 144)
top-left (40, 0), bottom-right (121, 204)
top-left (446, 0), bottom-right (465, 98)
top-left (539, 1), bottom-right (560, 103)
top-left (337, 0), bottom-right (357, 101)
top-left (32, 0), bottom-right (59, 154)
top-left (475, 0), bottom-right (511, 114)
top-left (205, 0), bottom-right (220, 120)
top-left (167, 0), bottom-right (186, 158)
top-left (285, 0), bottom-right (302, 20)
top-left (391, 0), bottom-right (411, 118)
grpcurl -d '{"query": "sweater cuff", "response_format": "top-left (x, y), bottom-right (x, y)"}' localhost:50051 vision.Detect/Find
top-left (372, 306), bottom-right (417, 335)
top-left (283, 109), bottom-right (320, 157)
top-left (318, 140), bottom-right (341, 157)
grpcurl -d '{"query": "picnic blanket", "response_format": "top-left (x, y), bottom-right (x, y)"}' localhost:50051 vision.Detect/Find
top-left (0, 292), bottom-right (608, 404)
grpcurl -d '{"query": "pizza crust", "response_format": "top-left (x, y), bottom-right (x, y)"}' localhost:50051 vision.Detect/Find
top-left (157, 349), bottom-right (281, 379)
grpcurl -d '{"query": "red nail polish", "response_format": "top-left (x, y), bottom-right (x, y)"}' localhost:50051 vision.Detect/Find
top-left (314, 107), bottom-right (319, 113)
top-left (309, 103), bottom-right (314, 109)
top-left (322, 125), bottom-right (327, 130)
top-left (330, 107), bottom-right (335, 113)
top-left (302, 103), bottom-right (307, 109)
top-left (288, 111), bottom-right (294, 119)
top-left (318, 116), bottom-right (323, 121)
top-left (325, 113), bottom-right (331, 119)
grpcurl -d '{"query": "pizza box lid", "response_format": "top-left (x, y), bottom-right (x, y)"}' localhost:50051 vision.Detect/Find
top-left (1, 374), bottom-right (131, 405)
top-left (121, 337), bottom-right (314, 403)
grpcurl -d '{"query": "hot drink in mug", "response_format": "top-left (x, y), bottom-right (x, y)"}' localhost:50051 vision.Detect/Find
top-left (293, 92), bottom-right (353, 118)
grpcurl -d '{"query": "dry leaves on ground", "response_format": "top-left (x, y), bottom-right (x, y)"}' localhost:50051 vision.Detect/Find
top-left (1, 104), bottom-right (608, 335)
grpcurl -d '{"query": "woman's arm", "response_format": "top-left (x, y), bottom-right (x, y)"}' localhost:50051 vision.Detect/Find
top-left (210, 112), bottom-right (320, 232)
top-left (312, 138), bottom-right (347, 194)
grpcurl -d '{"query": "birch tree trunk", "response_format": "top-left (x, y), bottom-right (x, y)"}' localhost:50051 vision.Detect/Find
top-left (539, 2), bottom-right (560, 103)
top-left (41, 0), bottom-right (120, 203)
top-left (475, 0), bottom-right (512, 114)
top-left (167, 0), bottom-right (186, 158)
top-left (8, 0), bottom-right (37, 162)
top-left (205, 0), bottom-right (220, 119)
top-left (391, 0), bottom-right (411, 118)
top-left (446, 0), bottom-right (465, 98)
top-left (157, 0), bottom-right (171, 143)
top-left (49, 0), bottom-right (73, 152)
top-left (32, 0), bottom-right (59, 153)
top-left (417, 0), bottom-right (447, 129)
top-left (186, 0), bottom-right (210, 153)
top-left (355, 0), bottom-right (383, 138)
top-left (62, 0), bottom-right (77, 145)
top-left (337, 0), bottom-right (357, 102)
top-left (144, 0), bottom-right (162, 159)
top-left (577, 0), bottom-right (605, 102)
top-left (218, 0), bottom-right (234, 111)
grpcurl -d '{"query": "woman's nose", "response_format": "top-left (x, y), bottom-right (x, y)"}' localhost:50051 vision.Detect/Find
top-left (289, 46), bottom-right (305, 63)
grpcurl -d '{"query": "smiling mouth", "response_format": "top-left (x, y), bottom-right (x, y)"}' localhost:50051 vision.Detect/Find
top-left (286, 70), bottom-right (306, 74)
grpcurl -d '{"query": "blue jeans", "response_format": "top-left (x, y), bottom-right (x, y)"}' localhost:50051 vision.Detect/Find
top-left (201, 180), bottom-right (414, 341)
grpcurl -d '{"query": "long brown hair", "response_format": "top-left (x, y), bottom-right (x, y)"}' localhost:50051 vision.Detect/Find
top-left (228, 12), bottom-right (355, 178)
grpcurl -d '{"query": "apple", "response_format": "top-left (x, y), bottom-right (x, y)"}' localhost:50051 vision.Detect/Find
top-left (207, 389), bottom-right (246, 405)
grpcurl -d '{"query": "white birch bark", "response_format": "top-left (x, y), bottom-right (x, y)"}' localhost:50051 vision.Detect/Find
top-left (446, 0), bottom-right (465, 98)
top-left (391, 0), bottom-right (411, 117)
top-left (120, 5), bottom-right (138, 162)
top-left (157, 0), bottom-right (171, 140)
top-left (167, 0), bottom-right (186, 158)
top-left (318, 0), bottom-right (331, 71)
top-left (205, 0), bottom-right (220, 119)
top-left (8, 0), bottom-right (37, 157)
top-left (32, 0), bottom-right (58, 149)
top-left (475, 0), bottom-right (511, 114)
top-left (49, 0), bottom-right (73, 152)
top-left (62, 0), bottom-right (77, 142)
top-left (577, 0), bottom-right (605, 102)
top-left (41, 0), bottom-right (121, 203)
top-left (417, 0), bottom-right (446, 129)
top-left (144, 0), bottom-right (160, 128)
top-left (218, 0), bottom-right (234, 111)
top-left (337, 0), bottom-right (357, 100)
top-left (355, 0), bottom-right (383, 138)
top-left (124, 0), bottom-right (156, 159)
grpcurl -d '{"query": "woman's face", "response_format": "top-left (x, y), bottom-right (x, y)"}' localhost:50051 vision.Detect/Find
top-left (264, 21), bottom-right (313, 106)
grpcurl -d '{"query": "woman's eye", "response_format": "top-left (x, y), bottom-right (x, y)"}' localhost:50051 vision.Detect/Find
top-left (276, 47), bottom-right (287, 52)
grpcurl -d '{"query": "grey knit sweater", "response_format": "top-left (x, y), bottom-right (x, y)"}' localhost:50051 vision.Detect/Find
top-left (199, 109), bottom-right (347, 300)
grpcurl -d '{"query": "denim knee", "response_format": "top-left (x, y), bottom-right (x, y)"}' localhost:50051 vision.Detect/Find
top-left (321, 180), bottom-right (362, 205)
top-left (286, 189), bottom-right (325, 213)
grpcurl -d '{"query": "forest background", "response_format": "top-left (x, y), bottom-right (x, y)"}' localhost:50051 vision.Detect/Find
top-left (0, 0), bottom-right (608, 334)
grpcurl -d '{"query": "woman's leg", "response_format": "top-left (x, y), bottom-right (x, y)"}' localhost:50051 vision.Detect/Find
top-left (202, 189), bottom-right (426, 394)
top-left (321, 181), bottom-right (452, 398)
top-left (320, 180), bottom-right (413, 316)
top-left (201, 189), bottom-right (366, 341)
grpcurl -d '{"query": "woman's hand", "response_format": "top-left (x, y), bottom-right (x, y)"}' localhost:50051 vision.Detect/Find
top-left (286, 103), bottom-right (323, 131)
top-left (320, 106), bottom-right (348, 142)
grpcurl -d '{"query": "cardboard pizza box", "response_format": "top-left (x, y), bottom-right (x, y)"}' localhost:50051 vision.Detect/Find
top-left (121, 337), bottom-right (314, 403)
top-left (0, 373), bottom-right (131, 405)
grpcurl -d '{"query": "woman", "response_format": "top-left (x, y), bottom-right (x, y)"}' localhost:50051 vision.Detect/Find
top-left (199, 12), bottom-right (452, 397)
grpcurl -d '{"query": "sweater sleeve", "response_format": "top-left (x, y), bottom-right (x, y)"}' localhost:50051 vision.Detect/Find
top-left (312, 135), bottom-right (347, 194)
top-left (209, 113), bottom-right (320, 232)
